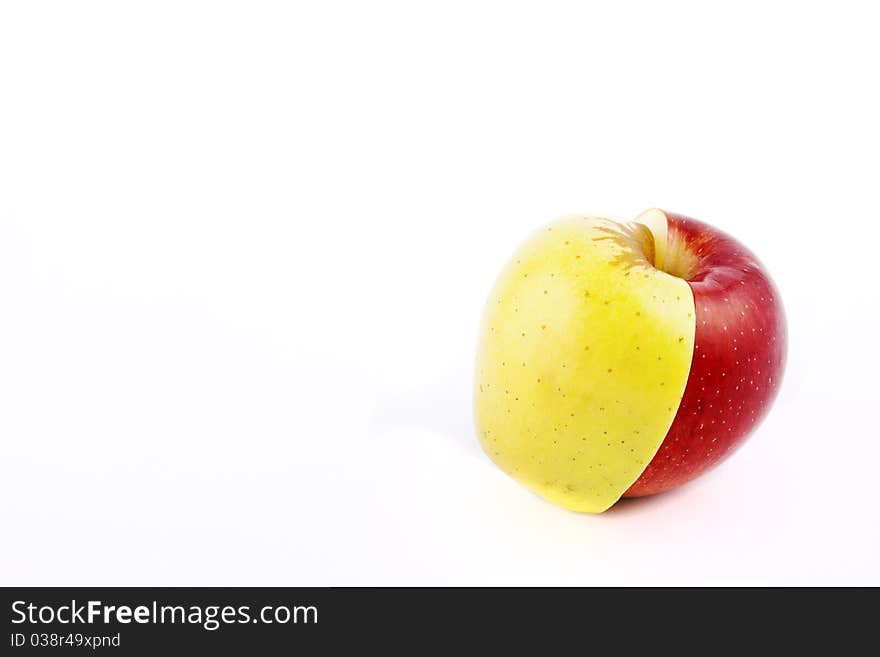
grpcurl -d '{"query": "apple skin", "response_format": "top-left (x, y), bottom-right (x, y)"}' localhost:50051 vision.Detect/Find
top-left (623, 213), bottom-right (787, 497)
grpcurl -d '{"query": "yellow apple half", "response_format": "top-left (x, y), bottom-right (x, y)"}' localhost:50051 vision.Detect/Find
top-left (474, 213), bottom-right (696, 512)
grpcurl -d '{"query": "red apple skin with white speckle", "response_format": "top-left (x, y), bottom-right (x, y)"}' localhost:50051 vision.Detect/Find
top-left (624, 213), bottom-right (787, 497)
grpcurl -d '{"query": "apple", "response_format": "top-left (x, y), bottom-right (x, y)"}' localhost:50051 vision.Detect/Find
top-left (474, 209), bottom-right (786, 512)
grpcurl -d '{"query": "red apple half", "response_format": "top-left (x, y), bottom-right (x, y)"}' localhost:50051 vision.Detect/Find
top-left (623, 211), bottom-right (787, 497)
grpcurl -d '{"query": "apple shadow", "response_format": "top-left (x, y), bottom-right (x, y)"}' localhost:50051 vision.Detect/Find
top-left (600, 485), bottom-right (693, 517)
top-left (368, 350), bottom-right (482, 459)
top-left (602, 466), bottom-right (739, 518)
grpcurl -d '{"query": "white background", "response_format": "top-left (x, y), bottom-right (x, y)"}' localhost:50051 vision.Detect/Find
top-left (1, 1), bottom-right (878, 586)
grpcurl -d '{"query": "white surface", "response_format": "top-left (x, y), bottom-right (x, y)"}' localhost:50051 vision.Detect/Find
top-left (1, 1), bottom-right (878, 586)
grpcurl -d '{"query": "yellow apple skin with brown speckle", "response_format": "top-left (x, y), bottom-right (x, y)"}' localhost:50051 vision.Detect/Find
top-left (474, 216), bottom-right (696, 512)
